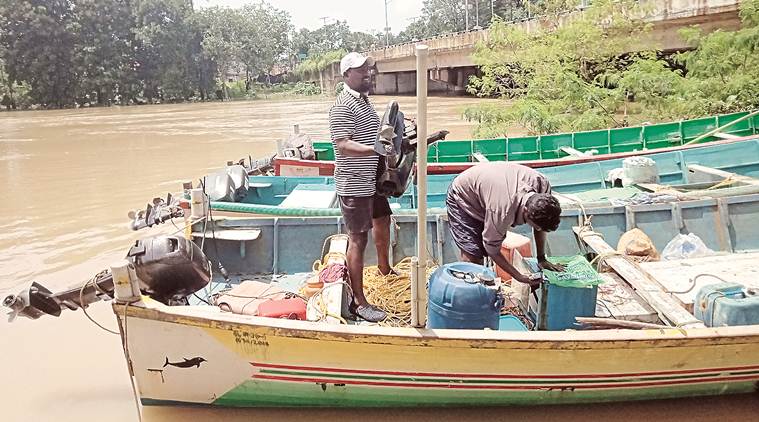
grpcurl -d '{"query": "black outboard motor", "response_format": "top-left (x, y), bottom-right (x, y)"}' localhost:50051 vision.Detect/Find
top-left (127, 236), bottom-right (211, 304)
top-left (3, 235), bottom-right (212, 322)
top-left (375, 101), bottom-right (449, 197)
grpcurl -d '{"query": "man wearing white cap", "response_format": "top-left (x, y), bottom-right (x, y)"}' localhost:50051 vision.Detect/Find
top-left (329, 52), bottom-right (389, 323)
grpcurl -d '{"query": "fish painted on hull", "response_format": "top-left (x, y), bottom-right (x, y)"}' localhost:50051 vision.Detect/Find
top-left (163, 357), bottom-right (207, 369)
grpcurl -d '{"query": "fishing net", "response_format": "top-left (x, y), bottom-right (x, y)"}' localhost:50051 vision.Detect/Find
top-left (542, 255), bottom-right (604, 288)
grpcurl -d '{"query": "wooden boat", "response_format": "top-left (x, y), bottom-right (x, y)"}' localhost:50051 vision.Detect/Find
top-left (12, 186), bottom-right (759, 407)
top-left (110, 189), bottom-right (759, 406)
top-left (275, 110), bottom-right (759, 176)
top-left (211, 135), bottom-right (759, 217)
top-left (7, 166), bottom-right (759, 408)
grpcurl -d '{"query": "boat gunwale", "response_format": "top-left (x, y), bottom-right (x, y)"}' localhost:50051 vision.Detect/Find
top-left (114, 300), bottom-right (759, 347)
top-left (273, 135), bottom-right (759, 175)
top-left (209, 191), bottom-right (759, 221)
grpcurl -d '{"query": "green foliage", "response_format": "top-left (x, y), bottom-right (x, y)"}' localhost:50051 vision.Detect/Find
top-left (467, 0), bottom-right (759, 136)
top-left (292, 81), bottom-right (321, 96)
top-left (468, 0), bottom-right (647, 135)
top-left (72, 0), bottom-right (137, 105)
top-left (0, 0), bottom-right (80, 107)
top-left (290, 21), bottom-right (377, 59)
top-left (396, 1), bottom-right (528, 42)
top-left (0, 0), bottom-right (297, 107)
top-left (293, 50), bottom-right (345, 77)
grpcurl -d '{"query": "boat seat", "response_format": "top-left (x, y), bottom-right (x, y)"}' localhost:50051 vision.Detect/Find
top-left (191, 228), bottom-right (262, 241)
top-left (250, 182), bottom-right (273, 189)
top-left (279, 184), bottom-right (337, 208)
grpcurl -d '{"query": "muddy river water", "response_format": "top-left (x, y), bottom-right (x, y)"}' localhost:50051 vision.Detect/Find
top-left (1, 96), bottom-right (756, 421)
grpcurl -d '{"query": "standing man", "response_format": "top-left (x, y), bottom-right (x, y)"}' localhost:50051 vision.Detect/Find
top-left (329, 52), bottom-right (390, 322)
top-left (446, 162), bottom-right (565, 287)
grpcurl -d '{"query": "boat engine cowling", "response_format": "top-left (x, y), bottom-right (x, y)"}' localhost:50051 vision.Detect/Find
top-left (127, 236), bottom-right (211, 304)
top-left (204, 164), bottom-right (249, 202)
top-left (375, 101), bottom-right (449, 197)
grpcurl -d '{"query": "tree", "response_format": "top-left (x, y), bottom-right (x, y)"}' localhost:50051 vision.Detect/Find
top-left (293, 49), bottom-right (345, 93)
top-left (236, 3), bottom-right (292, 88)
top-left (133, 0), bottom-right (197, 102)
top-left (194, 6), bottom-right (245, 100)
top-left (72, 0), bottom-right (137, 105)
top-left (466, 0), bottom-right (652, 135)
top-left (0, 0), bottom-right (80, 107)
top-left (396, 0), bottom-right (529, 43)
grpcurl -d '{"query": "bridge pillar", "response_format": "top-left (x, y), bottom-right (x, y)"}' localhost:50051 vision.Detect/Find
top-left (374, 73), bottom-right (397, 95)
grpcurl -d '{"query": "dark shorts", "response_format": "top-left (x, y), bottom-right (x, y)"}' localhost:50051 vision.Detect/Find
top-left (338, 194), bottom-right (392, 234)
top-left (446, 191), bottom-right (487, 260)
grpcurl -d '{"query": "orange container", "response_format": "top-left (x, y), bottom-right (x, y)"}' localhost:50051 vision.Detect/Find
top-left (495, 232), bottom-right (532, 282)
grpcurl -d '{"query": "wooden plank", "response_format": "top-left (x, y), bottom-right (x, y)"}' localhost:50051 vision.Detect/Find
top-left (472, 152), bottom-right (489, 162)
top-left (688, 164), bottom-right (759, 186)
top-left (559, 146), bottom-right (587, 157)
top-left (713, 132), bottom-right (741, 140)
top-left (596, 273), bottom-right (660, 323)
top-left (640, 252), bottom-right (759, 313)
top-left (636, 182), bottom-right (759, 199)
top-left (574, 226), bottom-right (706, 329)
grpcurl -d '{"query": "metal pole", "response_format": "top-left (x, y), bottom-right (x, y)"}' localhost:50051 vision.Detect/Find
top-left (384, 0), bottom-right (390, 48)
top-left (491, 0), bottom-right (495, 22)
top-left (465, 0), bottom-right (469, 31)
top-left (413, 44), bottom-right (429, 328)
top-left (475, 0), bottom-right (479, 27)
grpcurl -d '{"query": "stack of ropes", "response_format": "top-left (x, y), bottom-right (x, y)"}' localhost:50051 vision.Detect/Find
top-left (363, 257), bottom-right (437, 327)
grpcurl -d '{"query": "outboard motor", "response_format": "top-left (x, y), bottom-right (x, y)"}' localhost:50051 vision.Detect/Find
top-left (375, 101), bottom-right (449, 197)
top-left (2, 235), bottom-right (212, 321)
top-left (203, 164), bottom-right (249, 202)
top-left (127, 236), bottom-right (211, 304)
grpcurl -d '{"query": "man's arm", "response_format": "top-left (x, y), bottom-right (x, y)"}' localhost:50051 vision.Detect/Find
top-left (484, 243), bottom-right (541, 288)
top-left (534, 229), bottom-right (565, 272)
top-left (334, 137), bottom-right (376, 157)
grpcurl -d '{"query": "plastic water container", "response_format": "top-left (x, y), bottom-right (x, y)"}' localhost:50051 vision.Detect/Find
top-left (496, 232), bottom-right (532, 282)
top-left (694, 283), bottom-right (759, 327)
top-left (427, 262), bottom-right (503, 330)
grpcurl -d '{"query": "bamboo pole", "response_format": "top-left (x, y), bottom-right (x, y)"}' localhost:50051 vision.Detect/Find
top-left (412, 44), bottom-right (429, 328)
top-left (683, 109), bottom-right (759, 146)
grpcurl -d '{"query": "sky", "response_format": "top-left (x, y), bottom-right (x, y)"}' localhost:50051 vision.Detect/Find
top-left (198, 0), bottom-right (426, 34)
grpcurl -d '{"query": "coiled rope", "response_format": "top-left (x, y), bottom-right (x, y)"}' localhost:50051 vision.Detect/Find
top-left (363, 257), bottom-right (437, 327)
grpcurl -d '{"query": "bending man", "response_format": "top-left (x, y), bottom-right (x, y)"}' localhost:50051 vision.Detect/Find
top-left (446, 162), bottom-right (564, 286)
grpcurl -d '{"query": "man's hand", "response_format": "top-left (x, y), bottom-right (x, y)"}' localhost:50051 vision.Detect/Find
top-left (538, 259), bottom-right (566, 272)
top-left (514, 273), bottom-right (543, 289)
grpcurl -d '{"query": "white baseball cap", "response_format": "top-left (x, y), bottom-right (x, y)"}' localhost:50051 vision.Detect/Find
top-left (340, 52), bottom-right (375, 75)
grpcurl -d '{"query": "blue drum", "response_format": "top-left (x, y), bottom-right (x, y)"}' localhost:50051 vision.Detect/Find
top-left (427, 262), bottom-right (503, 330)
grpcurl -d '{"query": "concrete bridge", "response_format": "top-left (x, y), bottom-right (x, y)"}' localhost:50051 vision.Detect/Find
top-left (313, 0), bottom-right (742, 95)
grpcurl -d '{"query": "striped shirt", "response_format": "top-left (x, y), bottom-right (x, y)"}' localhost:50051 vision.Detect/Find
top-left (329, 86), bottom-right (381, 197)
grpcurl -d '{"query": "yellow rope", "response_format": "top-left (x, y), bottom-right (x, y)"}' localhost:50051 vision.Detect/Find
top-left (363, 257), bottom-right (437, 327)
top-left (705, 176), bottom-right (738, 190)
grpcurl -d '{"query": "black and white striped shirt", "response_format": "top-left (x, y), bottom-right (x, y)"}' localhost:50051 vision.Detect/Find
top-left (329, 87), bottom-right (381, 197)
